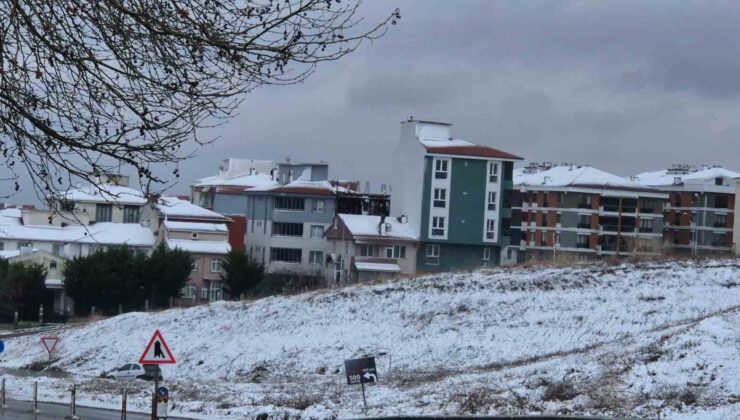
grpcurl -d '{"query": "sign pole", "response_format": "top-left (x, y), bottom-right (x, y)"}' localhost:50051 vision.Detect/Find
top-left (121, 386), bottom-right (127, 420)
top-left (1, 378), bottom-right (6, 408)
top-left (151, 375), bottom-right (158, 420)
top-left (361, 382), bottom-right (367, 411)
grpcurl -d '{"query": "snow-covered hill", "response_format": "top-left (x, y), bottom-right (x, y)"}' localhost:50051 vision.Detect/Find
top-left (1, 259), bottom-right (739, 419)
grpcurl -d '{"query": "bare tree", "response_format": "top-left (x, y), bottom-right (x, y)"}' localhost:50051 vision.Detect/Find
top-left (0, 0), bottom-right (400, 200)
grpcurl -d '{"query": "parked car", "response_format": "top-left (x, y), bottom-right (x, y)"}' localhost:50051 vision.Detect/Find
top-left (107, 363), bottom-right (163, 381)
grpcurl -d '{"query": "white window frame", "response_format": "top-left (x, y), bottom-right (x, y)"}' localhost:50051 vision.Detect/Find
top-left (434, 159), bottom-right (449, 179)
top-left (426, 244), bottom-right (440, 265)
top-left (487, 191), bottom-right (497, 211)
top-left (312, 199), bottom-right (325, 213)
top-left (482, 247), bottom-right (491, 261)
top-left (385, 245), bottom-right (406, 259)
top-left (310, 225), bottom-right (324, 240)
top-left (433, 188), bottom-right (447, 208)
top-left (210, 258), bottom-right (221, 273)
top-left (485, 219), bottom-right (496, 240)
top-left (431, 216), bottom-right (446, 237)
top-left (309, 250), bottom-right (323, 265)
top-left (488, 162), bottom-right (498, 183)
top-left (191, 232), bottom-right (199, 240)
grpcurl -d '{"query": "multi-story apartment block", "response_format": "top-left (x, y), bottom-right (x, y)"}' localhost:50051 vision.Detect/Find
top-left (633, 165), bottom-right (739, 254)
top-left (191, 158), bottom-right (276, 210)
top-left (324, 214), bottom-right (419, 283)
top-left (508, 163), bottom-right (668, 262)
top-left (391, 118), bottom-right (522, 271)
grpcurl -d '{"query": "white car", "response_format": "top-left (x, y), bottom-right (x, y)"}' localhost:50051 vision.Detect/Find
top-left (107, 363), bottom-right (147, 380)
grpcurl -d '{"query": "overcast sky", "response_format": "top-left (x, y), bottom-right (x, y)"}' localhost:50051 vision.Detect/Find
top-left (7, 0), bottom-right (740, 203)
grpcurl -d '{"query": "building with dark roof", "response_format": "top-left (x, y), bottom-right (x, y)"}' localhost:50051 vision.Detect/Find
top-left (391, 118), bottom-right (523, 271)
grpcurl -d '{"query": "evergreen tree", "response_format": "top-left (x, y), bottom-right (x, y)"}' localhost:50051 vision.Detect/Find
top-left (141, 243), bottom-right (193, 307)
top-left (0, 259), bottom-right (50, 320)
top-left (221, 250), bottom-right (265, 300)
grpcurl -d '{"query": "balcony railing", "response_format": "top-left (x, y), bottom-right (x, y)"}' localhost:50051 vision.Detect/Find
top-left (577, 223), bottom-right (592, 229)
top-left (714, 222), bottom-right (727, 228)
top-left (601, 224), bottom-right (619, 232)
top-left (639, 207), bottom-right (655, 214)
top-left (639, 227), bottom-right (654, 233)
top-left (576, 243), bottom-right (591, 249)
top-left (578, 203), bottom-right (592, 209)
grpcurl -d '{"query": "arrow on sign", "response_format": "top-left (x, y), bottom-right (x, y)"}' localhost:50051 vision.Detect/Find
top-left (363, 372), bottom-right (377, 382)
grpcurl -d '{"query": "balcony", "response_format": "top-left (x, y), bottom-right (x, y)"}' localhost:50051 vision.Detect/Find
top-left (602, 205), bottom-right (620, 212)
top-left (577, 203), bottom-right (592, 209)
top-left (577, 223), bottom-right (592, 229)
top-left (576, 243), bottom-right (591, 249)
top-left (639, 207), bottom-right (655, 214)
top-left (601, 224), bottom-right (619, 232)
top-left (713, 222), bottom-right (727, 228)
top-left (639, 227), bottom-right (654, 233)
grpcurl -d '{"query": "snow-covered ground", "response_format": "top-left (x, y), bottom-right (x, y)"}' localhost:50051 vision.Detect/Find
top-left (1, 259), bottom-right (738, 419)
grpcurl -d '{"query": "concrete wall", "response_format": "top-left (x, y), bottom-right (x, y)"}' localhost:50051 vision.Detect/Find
top-left (390, 121), bottom-right (430, 237)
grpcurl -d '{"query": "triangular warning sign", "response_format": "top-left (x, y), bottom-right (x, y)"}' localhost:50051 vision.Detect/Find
top-left (41, 336), bottom-right (59, 355)
top-left (139, 329), bottom-right (176, 364)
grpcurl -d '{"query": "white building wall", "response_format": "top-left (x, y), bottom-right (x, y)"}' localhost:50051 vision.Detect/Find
top-left (391, 120), bottom-right (446, 237)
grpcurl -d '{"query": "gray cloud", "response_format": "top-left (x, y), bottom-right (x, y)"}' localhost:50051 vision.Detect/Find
top-left (4, 0), bottom-right (740, 205)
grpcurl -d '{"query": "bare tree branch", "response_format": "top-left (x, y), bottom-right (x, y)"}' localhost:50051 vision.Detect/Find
top-left (0, 0), bottom-right (400, 202)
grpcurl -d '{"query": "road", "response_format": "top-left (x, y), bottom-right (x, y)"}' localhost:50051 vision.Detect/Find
top-left (0, 399), bottom-right (193, 419)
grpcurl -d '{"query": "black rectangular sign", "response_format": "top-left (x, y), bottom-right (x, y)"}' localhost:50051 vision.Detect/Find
top-left (344, 357), bottom-right (378, 385)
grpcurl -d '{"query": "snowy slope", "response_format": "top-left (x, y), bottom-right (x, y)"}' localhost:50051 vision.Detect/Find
top-left (1, 259), bottom-right (739, 419)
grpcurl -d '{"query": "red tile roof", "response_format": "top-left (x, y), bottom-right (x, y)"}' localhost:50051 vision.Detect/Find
top-left (424, 144), bottom-right (523, 160)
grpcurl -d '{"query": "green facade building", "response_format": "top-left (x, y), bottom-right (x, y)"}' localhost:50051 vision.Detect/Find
top-left (391, 118), bottom-right (523, 273)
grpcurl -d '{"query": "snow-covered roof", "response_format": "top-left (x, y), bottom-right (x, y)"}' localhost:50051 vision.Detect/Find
top-left (166, 238), bottom-right (230, 255)
top-left (337, 214), bottom-right (418, 241)
top-left (59, 184), bottom-right (147, 205)
top-left (420, 138), bottom-right (522, 160)
top-left (515, 164), bottom-right (659, 193)
top-left (354, 262), bottom-right (402, 273)
top-left (0, 250), bottom-right (21, 259)
top-left (0, 208), bottom-right (22, 226)
top-left (163, 221), bottom-right (228, 233)
top-left (193, 173), bottom-right (278, 190)
top-left (155, 196), bottom-right (229, 221)
top-left (0, 223), bottom-right (154, 247)
top-left (633, 166), bottom-right (740, 190)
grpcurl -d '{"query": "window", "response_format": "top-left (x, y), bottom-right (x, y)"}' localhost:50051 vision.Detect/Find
top-left (486, 219), bottom-right (495, 239)
top-left (640, 219), bottom-right (653, 231)
top-left (309, 251), bottom-right (323, 265)
top-left (96, 204), bottom-right (112, 222)
top-left (272, 222), bottom-right (304, 237)
top-left (192, 260), bottom-right (197, 272)
top-left (426, 244), bottom-right (440, 265)
top-left (487, 191), bottom-right (496, 211)
top-left (434, 159), bottom-right (449, 179)
top-left (209, 282), bottom-right (223, 301)
top-left (270, 248), bottom-right (302, 263)
top-left (579, 195), bottom-right (592, 208)
top-left (385, 245), bottom-right (406, 259)
top-left (482, 247), bottom-right (491, 261)
top-left (49, 261), bottom-right (57, 270)
top-left (181, 285), bottom-right (196, 298)
top-left (715, 177), bottom-right (723, 186)
top-left (431, 216), bottom-right (445, 236)
top-left (52, 243), bottom-right (62, 256)
top-left (191, 232), bottom-right (199, 240)
top-left (488, 162), bottom-right (498, 183)
top-left (578, 214), bottom-right (591, 229)
top-left (274, 196), bottom-right (305, 211)
top-left (210, 258), bottom-right (221, 273)
top-left (433, 188), bottom-right (447, 208)
top-left (201, 287), bottom-right (210, 300)
top-left (123, 205), bottom-right (140, 223)
top-left (577, 234), bottom-right (589, 248)
top-left (359, 245), bottom-right (377, 257)
top-left (17, 241), bottom-right (32, 250)
top-left (555, 233), bottom-right (561, 244)
top-left (715, 213), bottom-right (727, 227)
top-left (312, 199), bottom-right (325, 213)
top-left (310, 225), bottom-right (324, 239)
top-left (556, 213), bottom-right (562, 224)
top-left (0, 242), bottom-right (3, 251)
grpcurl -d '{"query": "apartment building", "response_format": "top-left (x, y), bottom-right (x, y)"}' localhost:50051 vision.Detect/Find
top-left (391, 118), bottom-right (522, 271)
top-left (47, 175), bottom-right (147, 226)
top-left (142, 196), bottom-right (232, 304)
top-left (508, 163), bottom-right (668, 262)
top-left (0, 248), bottom-right (70, 314)
top-left (191, 158), bottom-right (276, 210)
top-left (239, 162), bottom-right (338, 275)
top-left (633, 165), bottom-right (739, 254)
top-left (324, 214), bottom-right (419, 283)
